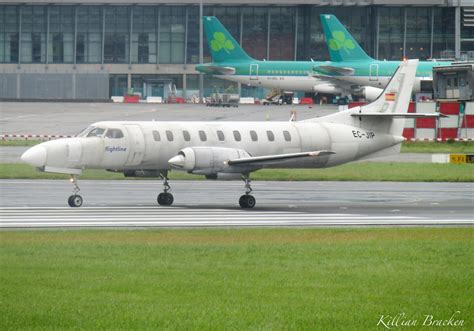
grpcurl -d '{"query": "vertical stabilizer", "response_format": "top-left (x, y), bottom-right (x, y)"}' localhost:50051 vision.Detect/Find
top-left (203, 16), bottom-right (253, 63)
top-left (320, 14), bottom-right (373, 62)
top-left (361, 59), bottom-right (419, 135)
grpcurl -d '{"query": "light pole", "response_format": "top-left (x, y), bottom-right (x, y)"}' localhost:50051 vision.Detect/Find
top-left (199, 0), bottom-right (204, 102)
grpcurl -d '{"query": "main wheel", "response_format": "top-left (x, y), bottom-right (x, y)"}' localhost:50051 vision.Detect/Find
top-left (239, 195), bottom-right (256, 209)
top-left (68, 194), bottom-right (83, 207)
top-left (157, 193), bottom-right (174, 206)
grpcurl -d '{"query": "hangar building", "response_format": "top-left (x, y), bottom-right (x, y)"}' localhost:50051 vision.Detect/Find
top-left (0, 0), bottom-right (473, 100)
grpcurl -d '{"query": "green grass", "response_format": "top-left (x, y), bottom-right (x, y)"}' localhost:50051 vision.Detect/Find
top-left (252, 163), bottom-right (474, 182)
top-left (3, 139), bottom-right (474, 153)
top-left (401, 141), bottom-right (474, 153)
top-left (0, 228), bottom-right (472, 329)
top-left (1, 162), bottom-right (473, 182)
top-left (0, 139), bottom-right (43, 146)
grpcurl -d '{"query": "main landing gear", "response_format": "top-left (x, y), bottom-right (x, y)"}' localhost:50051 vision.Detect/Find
top-left (68, 175), bottom-right (83, 207)
top-left (239, 175), bottom-right (256, 209)
top-left (157, 172), bottom-right (174, 206)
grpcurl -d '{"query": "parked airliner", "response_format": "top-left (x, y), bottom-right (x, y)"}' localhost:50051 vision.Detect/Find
top-left (22, 60), bottom-right (443, 208)
top-left (196, 15), bottom-right (451, 100)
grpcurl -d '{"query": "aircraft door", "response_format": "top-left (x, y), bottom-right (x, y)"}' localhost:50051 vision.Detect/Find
top-left (250, 64), bottom-right (259, 80)
top-left (125, 125), bottom-right (145, 166)
top-left (370, 64), bottom-right (379, 81)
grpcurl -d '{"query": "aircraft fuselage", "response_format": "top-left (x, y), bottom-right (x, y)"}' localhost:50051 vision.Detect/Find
top-left (23, 120), bottom-right (402, 176)
top-left (197, 59), bottom-right (450, 94)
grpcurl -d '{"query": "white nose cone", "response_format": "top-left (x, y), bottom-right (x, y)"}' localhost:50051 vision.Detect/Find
top-left (21, 145), bottom-right (47, 167)
top-left (168, 155), bottom-right (185, 168)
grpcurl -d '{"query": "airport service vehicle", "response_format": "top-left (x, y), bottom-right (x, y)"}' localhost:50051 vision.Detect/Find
top-left (22, 60), bottom-right (443, 208)
top-left (207, 93), bottom-right (240, 107)
top-left (196, 15), bottom-right (451, 101)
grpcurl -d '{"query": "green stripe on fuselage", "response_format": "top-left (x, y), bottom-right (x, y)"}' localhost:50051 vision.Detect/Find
top-left (196, 60), bottom-right (451, 78)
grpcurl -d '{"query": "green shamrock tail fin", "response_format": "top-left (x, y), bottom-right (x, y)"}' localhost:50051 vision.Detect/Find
top-left (320, 14), bottom-right (373, 62)
top-left (203, 16), bottom-right (252, 63)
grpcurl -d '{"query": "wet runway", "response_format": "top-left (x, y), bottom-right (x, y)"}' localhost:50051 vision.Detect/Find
top-left (1, 180), bottom-right (472, 228)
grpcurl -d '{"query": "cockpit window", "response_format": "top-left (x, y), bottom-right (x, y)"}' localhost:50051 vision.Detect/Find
top-left (105, 129), bottom-right (124, 139)
top-left (86, 127), bottom-right (106, 137)
top-left (76, 126), bottom-right (94, 137)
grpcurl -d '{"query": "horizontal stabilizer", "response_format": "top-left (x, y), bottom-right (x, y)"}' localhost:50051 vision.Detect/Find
top-left (197, 65), bottom-right (236, 75)
top-left (350, 113), bottom-right (448, 118)
top-left (228, 150), bottom-right (334, 166)
top-left (313, 65), bottom-right (355, 76)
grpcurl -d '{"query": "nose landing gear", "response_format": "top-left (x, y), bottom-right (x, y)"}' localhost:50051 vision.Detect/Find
top-left (239, 175), bottom-right (256, 209)
top-left (68, 175), bottom-right (83, 207)
top-left (157, 172), bottom-right (174, 206)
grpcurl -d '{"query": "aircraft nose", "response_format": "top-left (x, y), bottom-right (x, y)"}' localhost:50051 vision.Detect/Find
top-left (21, 145), bottom-right (47, 167)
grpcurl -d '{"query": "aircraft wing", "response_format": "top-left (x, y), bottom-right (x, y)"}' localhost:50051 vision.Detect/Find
top-left (227, 150), bottom-right (334, 166)
top-left (313, 65), bottom-right (355, 76)
top-left (350, 113), bottom-right (448, 118)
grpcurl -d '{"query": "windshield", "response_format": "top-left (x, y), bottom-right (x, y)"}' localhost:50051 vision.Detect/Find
top-left (86, 127), bottom-right (106, 137)
top-left (76, 126), bottom-right (94, 137)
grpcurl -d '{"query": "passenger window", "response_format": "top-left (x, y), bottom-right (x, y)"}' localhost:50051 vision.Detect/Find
top-left (233, 130), bottom-right (241, 141)
top-left (183, 130), bottom-right (191, 141)
top-left (86, 127), bottom-right (105, 137)
top-left (217, 130), bottom-right (225, 141)
top-left (266, 130), bottom-right (275, 141)
top-left (199, 130), bottom-right (207, 141)
top-left (250, 130), bottom-right (258, 141)
top-left (105, 129), bottom-right (124, 139)
top-left (166, 130), bottom-right (174, 141)
top-left (153, 130), bottom-right (161, 141)
top-left (283, 130), bottom-right (291, 142)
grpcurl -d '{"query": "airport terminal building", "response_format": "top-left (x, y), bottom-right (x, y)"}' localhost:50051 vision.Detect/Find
top-left (0, 0), bottom-right (473, 100)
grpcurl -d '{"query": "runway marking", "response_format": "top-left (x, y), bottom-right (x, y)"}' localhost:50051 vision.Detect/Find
top-left (1, 207), bottom-right (472, 228)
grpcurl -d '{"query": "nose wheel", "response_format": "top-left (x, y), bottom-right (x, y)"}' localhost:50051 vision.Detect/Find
top-left (157, 172), bottom-right (174, 206)
top-left (239, 175), bottom-right (256, 208)
top-left (68, 194), bottom-right (83, 207)
top-left (68, 175), bottom-right (83, 207)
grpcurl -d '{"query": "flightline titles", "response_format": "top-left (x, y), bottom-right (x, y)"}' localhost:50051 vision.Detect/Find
top-left (105, 146), bottom-right (127, 153)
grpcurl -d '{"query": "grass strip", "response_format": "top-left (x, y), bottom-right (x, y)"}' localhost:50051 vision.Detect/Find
top-left (0, 140), bottom-right (43, 146)
top-left (0, 228), bottom-right (472, 330)
top-left (401, 141), bottom-right (474, 153)
top-left (1, 162), bottom-right (473, 182)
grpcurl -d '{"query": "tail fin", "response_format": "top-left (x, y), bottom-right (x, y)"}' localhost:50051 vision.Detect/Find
top-left (203, 16), bottom-right (252, 63)
top-left (360, 59), bottom-right (419, 136)
top-left (305, 60), bottom-right (419, 138)
top-left (320, 14), bottom-right (373, 62)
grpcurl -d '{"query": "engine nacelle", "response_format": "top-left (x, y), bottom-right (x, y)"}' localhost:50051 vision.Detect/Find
top-left (313, 84), bottom-right (343, 94)
top-left (168, 147), bottom-right (251, 175)
top-left (359, 86), bottom-right (383, 101)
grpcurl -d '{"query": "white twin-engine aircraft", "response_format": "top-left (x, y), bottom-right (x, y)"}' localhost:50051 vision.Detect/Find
top-left (22, 60), bottom-right (442, 208)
